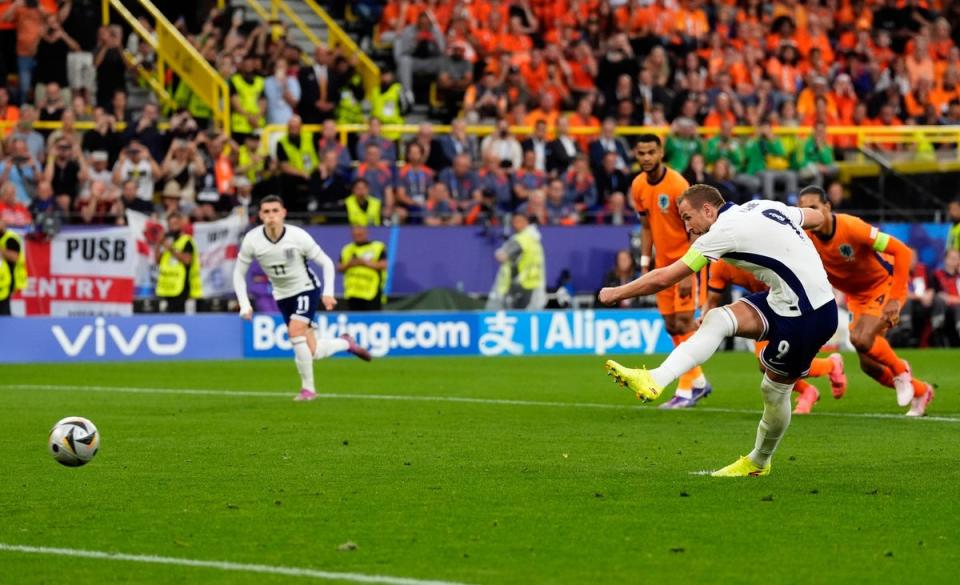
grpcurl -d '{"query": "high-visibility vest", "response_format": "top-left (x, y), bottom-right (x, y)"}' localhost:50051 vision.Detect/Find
top-left (336, 77), bottom-right (365, 125)
top-left (237, 144), bottom-right (264, 183)
top-left (344, 194), bottom-right (382, 226)
top-left (341, 240), bottom-right (386, 301)
top-left (0, 230), bottom-right (27, 301)
top-left (230, 74), bottom-right (265, 134)
top-left (949, 223), bottom-right (960, 252)
top-left (174, 79), bottom-right (212, 120)
top-left (496, 227), bottom-right (544, 295)
top-left (371, 82), bottom-right (404, 139)
top-left (278, 132), bottom-right (319, 173)
top-left (156, 234), bottom-right (203, 299)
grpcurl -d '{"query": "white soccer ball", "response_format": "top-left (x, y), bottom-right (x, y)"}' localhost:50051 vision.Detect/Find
top-left (48, 417), bottom-right (100, 467)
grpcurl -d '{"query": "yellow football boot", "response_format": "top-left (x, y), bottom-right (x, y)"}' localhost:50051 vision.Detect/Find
top-left (604, 360), bottom-right (664, 402)
top-left (710, 456), bottom-right (771, 477)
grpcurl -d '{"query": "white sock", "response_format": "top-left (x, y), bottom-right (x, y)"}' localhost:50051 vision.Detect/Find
top-left (314, 337), bottom-right (350, 360)
top-left (650, 308), bottom-right (736, 388)
top-left (748, 375), bottom-right (794, 467)
top-left (692, 373), bottom-right (707, 388)
top-left (675, 388), bottom-right (693, 399)
top-left (291, 336), bottom-right (315, 392)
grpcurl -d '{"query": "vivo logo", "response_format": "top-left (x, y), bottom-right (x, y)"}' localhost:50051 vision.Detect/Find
top-left (52, 318), bottom-right (187, 357)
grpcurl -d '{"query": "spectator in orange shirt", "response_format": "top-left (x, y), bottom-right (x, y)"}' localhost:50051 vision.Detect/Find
top-left (500, 16), bottom-right (533, 54)
top-left (795, 14), bottom-right (834, 63)
top-left (904, 78), bottom-right (935, 121)
top-left (873, 104), bottom-right (903, 152)
top-left (833, 74), bottom-right (858, 124)
top-left (796, 76), bottom-right (838, 120)
top-left (520, 49), bottom-right (548, 96)
top-left (703, 92), bottom-right (737, 130)
top-left (526, 93), bottom-right (561, 135)
top-left (0, 86), bottom-right (18, 137)
top-left (568, 95), bottom-right (600, 151)
top-left (2, 0), bottom-right (44, 100)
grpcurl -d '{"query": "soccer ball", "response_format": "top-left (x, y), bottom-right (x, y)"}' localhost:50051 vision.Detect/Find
top-left (48, 417), bottom-right (100, 467)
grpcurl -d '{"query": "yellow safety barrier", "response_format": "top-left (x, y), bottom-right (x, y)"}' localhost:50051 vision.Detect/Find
top-left (104, 0), bottom-right (230, 133)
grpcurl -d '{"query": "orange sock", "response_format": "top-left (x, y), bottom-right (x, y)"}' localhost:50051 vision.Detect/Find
top-left (807, 357), bottom-right (832, 377)
top-left (874, 367), bottom-right (895, 389)
top-left (865, 336), bottom-right (907, 376)
top-left (793, 379), bottom-right (813, 394)
top-left (912, 379), bottom-right (929, 397)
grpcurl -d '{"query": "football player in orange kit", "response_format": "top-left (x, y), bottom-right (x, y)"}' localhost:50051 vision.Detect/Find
top-left (630, 134), bottom-right (712, 408)
top-left (704, 259), bottom-right (847, 414)
top-left (798, 186), bottom-right (934, 416)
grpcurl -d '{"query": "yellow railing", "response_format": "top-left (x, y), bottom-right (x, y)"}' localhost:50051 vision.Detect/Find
top-left (104, 0), bottom-right (230, 133)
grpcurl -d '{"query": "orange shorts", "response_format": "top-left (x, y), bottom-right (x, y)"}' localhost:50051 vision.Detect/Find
top-left (846, 279), bottom-right (905, 320)
top-left (655, 275), bottom-right (698, 316)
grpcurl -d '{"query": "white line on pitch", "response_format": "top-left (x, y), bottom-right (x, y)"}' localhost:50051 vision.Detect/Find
top-left (0, 543), bottom-right (474, 585)
top-left (2, 384), bottom-right (957, 423)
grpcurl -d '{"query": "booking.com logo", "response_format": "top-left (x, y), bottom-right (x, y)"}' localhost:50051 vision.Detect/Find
top-left (250, 315), bottom-right (473, 357)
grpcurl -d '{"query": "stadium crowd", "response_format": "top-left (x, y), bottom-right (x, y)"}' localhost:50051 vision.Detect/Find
top-left (1, 0), bottom-right (960, 231)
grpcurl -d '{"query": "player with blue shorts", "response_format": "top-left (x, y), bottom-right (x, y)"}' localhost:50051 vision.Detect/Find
top-left (599, 184), bottom-right (838, 477)
top-left (233, 195), bottom-right (371, 401)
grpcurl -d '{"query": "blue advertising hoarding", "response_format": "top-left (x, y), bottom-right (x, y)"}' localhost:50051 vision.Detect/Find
top-left (0, 315), bottom-right (243, 363)
top-left (0, 310), bottom-right (674, 363)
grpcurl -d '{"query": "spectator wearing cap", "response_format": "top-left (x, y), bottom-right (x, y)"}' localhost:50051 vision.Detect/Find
top-left (45, 136), bottom-right (85, 211)
top-left (436, 41), bottom-right (474, 121)
top-left (356, 143), bottom-right (394, 203)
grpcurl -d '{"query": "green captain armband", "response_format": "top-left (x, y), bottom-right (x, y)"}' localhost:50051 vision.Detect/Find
top-left (873, 232), bottom-right (890, 252)
top-left (681, 248), bottom-right (709, 272)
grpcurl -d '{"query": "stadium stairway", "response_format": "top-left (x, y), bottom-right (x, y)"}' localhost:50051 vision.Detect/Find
top-left (230, 0), bottom-right (330, 51)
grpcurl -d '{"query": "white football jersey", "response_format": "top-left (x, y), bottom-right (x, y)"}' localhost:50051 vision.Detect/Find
top-left (235, 225), bottom-right (335, 305)
top-left (692, 201), bottom-right (834, 317)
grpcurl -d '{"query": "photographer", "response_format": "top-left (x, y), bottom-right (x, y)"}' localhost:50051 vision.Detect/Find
top-left (112, 140), bottom-right (160, 203)
top-left (0, 138), bottom-right (40, 204)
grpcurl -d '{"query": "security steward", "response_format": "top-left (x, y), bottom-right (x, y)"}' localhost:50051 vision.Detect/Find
top-left (0, 217), bottom-right (28, 316)
top-left (337, 225), bottom-right (387, 311)
top-left (155, 211), bottom-right (203, 312)
top-left (343, 178), bottom-right (382, 226)
top-left (489, 213), bottom-right (546, 310)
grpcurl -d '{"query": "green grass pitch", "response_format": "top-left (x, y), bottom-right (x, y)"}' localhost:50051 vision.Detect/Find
top-left (1, 350), bottom-right (958, 584)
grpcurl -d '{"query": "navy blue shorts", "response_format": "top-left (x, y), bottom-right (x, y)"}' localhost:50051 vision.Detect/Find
top-left (741, 291), bottom-right (839, 379)
top-left (276, 289), bottom-right (320, 328)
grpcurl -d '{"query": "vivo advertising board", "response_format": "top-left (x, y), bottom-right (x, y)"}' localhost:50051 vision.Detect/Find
top-left (0, 315), bottom-right (242, 363)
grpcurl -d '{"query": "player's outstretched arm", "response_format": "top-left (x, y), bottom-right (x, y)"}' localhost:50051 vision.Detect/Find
top-left (233, 256), bottom-right (254, 319)
top-left (599, 260), bottom-right (694, 305)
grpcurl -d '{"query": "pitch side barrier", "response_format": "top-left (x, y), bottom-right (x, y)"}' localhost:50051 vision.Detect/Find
top-left (0, 310), bottom-right (673, 363)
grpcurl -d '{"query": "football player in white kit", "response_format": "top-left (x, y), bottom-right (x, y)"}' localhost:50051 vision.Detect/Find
top-left (233, 195), bottom-right (371, 401)
top-left (599, 185), bottom-right (838, 477)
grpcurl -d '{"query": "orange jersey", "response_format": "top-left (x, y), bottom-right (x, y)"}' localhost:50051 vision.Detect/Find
top-left (807, 213), bottom-right (892, 295)
top-left (708, 259), bottom-right (767, 294)
top-left (631, 167), bottom-right (691, 267)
